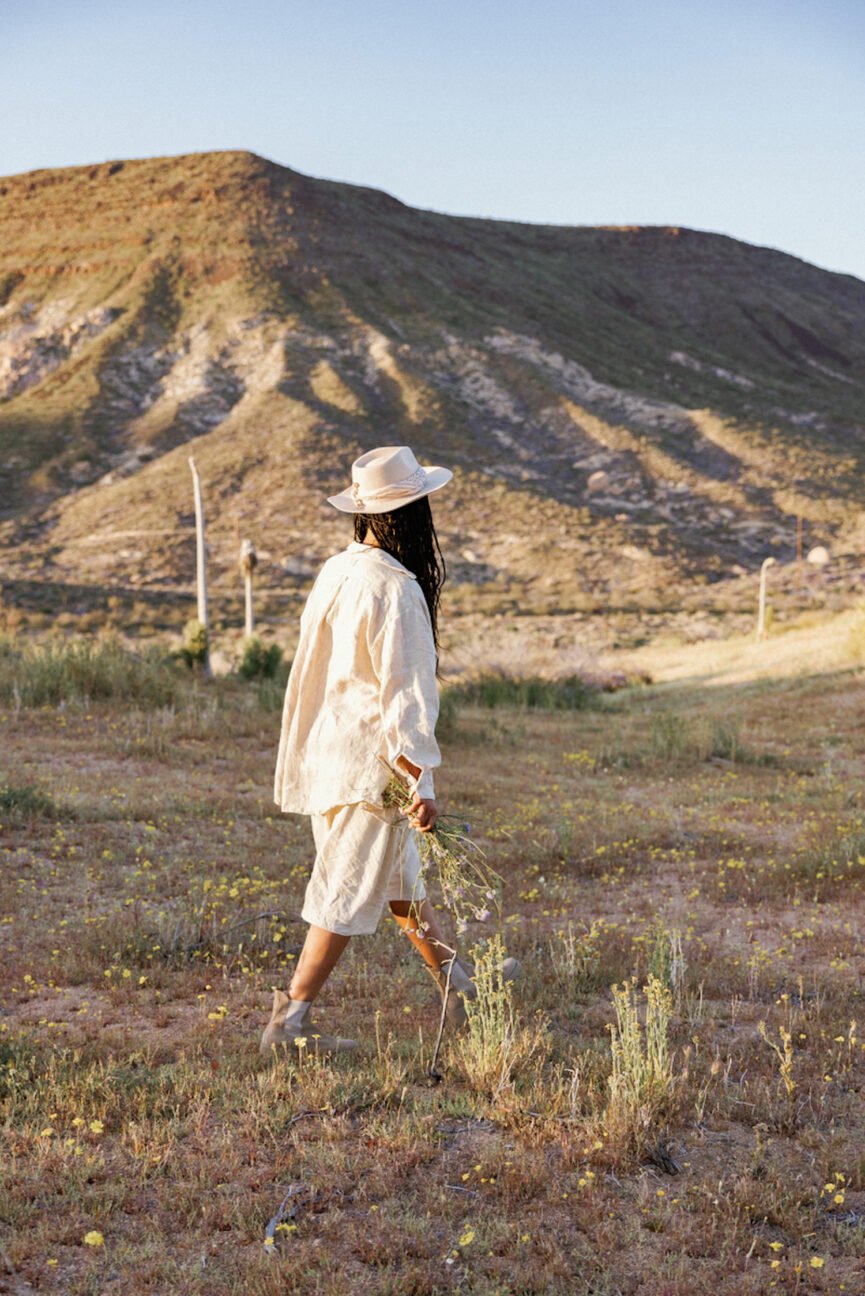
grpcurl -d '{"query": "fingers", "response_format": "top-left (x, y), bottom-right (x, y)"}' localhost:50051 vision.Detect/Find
top-left (408, 796), bottom-right (437, 832)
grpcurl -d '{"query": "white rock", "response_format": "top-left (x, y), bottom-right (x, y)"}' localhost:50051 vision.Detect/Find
top-left (806, 545), bottom-right (830, 566)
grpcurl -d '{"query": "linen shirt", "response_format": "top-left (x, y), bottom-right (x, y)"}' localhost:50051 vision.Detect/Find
top-left (274, 541), bottom-right (440, 815)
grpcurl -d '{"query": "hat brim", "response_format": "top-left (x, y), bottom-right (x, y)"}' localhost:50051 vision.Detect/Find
top-left (327, 466), bottom-right (453, 514)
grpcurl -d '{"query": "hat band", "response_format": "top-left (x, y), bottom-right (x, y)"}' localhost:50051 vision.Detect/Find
top-left (352, 465), bottom-right (427, 509)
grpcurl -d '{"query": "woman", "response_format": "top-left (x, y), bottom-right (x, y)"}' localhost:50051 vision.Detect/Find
top-left (262, 445), bottom-right (517, 1055)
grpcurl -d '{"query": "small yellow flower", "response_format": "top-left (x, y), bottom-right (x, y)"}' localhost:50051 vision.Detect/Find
top-left (770, 1260), bottom-right (780, 1269)
top-left (263, 1235), bottom-right (275, 1249)
top-left (294, 1036), bottom-right (307, 1049)
top-left (810, 1257), bottom-right (824, 1269)
top-left (83, 1230), bottom-right (104, 1247)
top-left (769, 1241), bottom-right (783, 1252)
top-left (458, 1226), bottom-right (475, 1247)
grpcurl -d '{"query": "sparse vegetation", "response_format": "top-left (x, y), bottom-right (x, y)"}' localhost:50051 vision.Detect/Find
top-left (0, 634), bottom-right (180, 707)
top-left (2, 643), bottom-right (865, 1293)
top-left (447, 671), bottom-right (597, 710)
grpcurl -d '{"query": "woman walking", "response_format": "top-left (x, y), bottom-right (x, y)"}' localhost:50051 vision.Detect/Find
top-left (262, 445), bottom-right (516, 1054)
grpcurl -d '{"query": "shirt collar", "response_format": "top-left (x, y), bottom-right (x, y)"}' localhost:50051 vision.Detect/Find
top-left (345, 541), bottom-right (416, 579)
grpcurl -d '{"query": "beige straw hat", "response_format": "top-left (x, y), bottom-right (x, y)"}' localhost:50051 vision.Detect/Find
top-left (327, 445), bottom-right (453, 514)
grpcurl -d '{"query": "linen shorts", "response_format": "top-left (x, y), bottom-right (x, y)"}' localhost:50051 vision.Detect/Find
top-left (301, 802), bottom-right (427, 936)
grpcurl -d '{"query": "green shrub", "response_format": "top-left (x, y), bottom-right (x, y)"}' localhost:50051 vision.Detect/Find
top-left (180, 619), bottom-right (209, 669)
top-left (0, 783), bottom-right (60, 819)
top-left (0, 635), bottom-right (180, 708)
top-left (238, 635), bottom-right (283, 680)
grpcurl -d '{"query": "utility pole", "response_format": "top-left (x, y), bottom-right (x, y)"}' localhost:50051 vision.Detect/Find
top-left (239, 538), bottom-right (257, 638)
top-left (756, 556), bottom-right (776, 641)
top-left (188, 456), bottom-right (211, 678)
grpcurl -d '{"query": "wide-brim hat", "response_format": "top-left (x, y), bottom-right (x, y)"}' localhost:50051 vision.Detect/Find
top-left (327, 445), bottom-right (453, 514)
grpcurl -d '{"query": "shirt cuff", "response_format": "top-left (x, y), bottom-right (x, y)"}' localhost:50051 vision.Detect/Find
top-left (414, 768), bottom-right (435, 800)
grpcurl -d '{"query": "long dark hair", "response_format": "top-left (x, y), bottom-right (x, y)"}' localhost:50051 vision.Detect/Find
top-left (354, 496), bottom-right (446, 653)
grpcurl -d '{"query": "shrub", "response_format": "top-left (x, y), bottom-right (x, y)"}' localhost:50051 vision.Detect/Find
top-left (454, 934), bottom-right (548, 1099)
top-left (238, 635), bottom-right (283, 680)
top-left (0, 783), bottom-right (60, 819)
top-left (603, 975), bottom-right (679, 1159)
top-left (180, 619), bottom-right (209, 669)
top-left (0, 635), bottom-right (180, 708)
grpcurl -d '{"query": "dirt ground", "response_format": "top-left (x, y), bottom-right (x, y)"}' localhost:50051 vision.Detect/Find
top-left (2, 644), bottom-right (865, 1295)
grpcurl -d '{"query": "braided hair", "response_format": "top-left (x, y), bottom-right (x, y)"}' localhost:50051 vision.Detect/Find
top-left (353, 496), bottom-right (446, 654)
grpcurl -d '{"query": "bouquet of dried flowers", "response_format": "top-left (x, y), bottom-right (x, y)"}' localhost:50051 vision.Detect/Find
top-left (379, 760), bottom-right (502, 932)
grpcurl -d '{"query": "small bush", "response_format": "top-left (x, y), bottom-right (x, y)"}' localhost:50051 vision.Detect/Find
top-left (0, 783), bottom-right (60, 819)
top-left (238, 635), bottom-right (283, 680)
top-left (0, 635), bottom-right (180, 708)
top-left (454, 934), bottom-right (548, 1099)
top-left (603, 974), bottom-right (680, 1159)
top-left (180, 619), bottom-right (209, 669)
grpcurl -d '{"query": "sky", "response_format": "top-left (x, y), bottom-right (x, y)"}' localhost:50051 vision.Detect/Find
top-left (2, 0), bottom-right (863, 280)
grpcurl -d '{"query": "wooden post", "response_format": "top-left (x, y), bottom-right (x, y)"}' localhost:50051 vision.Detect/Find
top-left (756, 556), bottom-right (776, 641)
top-left (188, 456), bottom-right (211, 678)
top-left (239, 538), bottom-right (257, 638)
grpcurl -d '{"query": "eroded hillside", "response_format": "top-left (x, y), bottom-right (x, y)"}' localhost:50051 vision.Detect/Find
top-left (1, 149), bottom-right (863, 652)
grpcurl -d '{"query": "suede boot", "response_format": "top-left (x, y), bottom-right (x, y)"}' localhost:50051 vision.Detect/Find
top-left (260, 989), bottom-right (359, 1056)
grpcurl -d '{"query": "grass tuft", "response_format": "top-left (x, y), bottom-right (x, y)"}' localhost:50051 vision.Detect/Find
top-left (0, 634), bottom-right (180, 707)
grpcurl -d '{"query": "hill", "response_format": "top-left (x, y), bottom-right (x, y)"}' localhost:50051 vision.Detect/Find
top-left (1, 149), bottom-right (864, 657)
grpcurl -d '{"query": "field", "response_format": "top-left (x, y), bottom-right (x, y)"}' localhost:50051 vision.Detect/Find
top-left (2, 634), bottom-right (865, 1295)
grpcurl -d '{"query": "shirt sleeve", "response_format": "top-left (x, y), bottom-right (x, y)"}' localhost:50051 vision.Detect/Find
top-left (368, 582), bottom-right (440, 800)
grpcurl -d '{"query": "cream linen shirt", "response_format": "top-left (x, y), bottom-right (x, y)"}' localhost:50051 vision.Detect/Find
top-left (274, 541), bottom-right (440, 815)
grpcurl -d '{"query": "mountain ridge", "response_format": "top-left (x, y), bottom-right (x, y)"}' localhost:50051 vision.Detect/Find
top-left (1, 148), bottom-right (863, 650)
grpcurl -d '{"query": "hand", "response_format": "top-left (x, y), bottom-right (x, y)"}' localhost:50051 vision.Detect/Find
top-left (408, 793), bottom-right (437, 833)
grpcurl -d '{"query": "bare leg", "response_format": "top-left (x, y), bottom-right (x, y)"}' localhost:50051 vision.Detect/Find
top-left (389, 898), bottom-right (456, 971)
top-left (288, 925), bottom-right (351, 1002)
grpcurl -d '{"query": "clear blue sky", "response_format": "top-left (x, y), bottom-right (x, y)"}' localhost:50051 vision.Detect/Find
top-left (3, 0), bottom-right (863, 280)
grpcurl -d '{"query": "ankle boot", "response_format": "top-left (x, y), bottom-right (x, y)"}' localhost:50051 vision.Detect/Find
top-left (260, 989), bottom-right (359, 1056)
top-left (423, 955), bottom-right (522, 1029)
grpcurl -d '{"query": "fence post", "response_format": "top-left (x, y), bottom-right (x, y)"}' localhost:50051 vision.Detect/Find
top-left (239, 538), bottom-right (257, 638)
top-left (188, 456), bottom-right (211, 678)
top-left (756, 556), bottom-right (776, 641)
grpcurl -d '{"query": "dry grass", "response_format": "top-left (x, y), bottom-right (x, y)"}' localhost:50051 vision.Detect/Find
top-left (2, 647), bottom-right (865, 1295)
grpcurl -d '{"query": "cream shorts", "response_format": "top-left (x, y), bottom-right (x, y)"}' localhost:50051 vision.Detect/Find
top-left (301, 802), bottom-right (427, 936)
